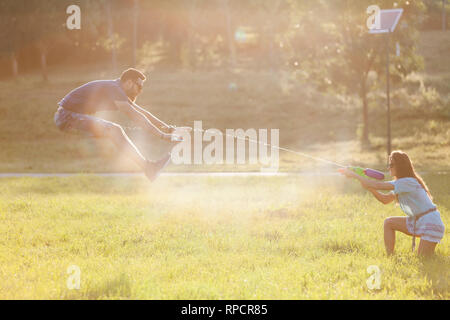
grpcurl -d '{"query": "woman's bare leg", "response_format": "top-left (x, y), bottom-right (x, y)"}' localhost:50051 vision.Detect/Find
top-left (384, 216), bottom-right (412, 255)
top-left (418, 239), bottom-right (437, 256)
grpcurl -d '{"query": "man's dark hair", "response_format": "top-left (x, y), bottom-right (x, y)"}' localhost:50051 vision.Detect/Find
top-left (120, 68), bottom-right (146, 83)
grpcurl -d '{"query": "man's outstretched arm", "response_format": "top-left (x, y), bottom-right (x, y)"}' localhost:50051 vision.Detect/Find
top-left (130, 101), bottom-right (173, 133)
top-left (115, 101), bottom-right (172, 140)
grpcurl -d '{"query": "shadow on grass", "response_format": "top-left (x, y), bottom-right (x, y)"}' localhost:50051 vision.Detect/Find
top-left (265, 208), bottom-right (292, 219)
top-left (1, 176), bottom-right (145, 196)
top-left (63, 273), bottom-right (132, 300)
top-left (322, 240), bottom-right (363, 254)
top-left (417, 254), bottom-right (449, 299)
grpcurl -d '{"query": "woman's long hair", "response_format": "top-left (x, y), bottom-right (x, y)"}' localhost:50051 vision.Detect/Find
top-left (390, 150), bottom-right (432, 201)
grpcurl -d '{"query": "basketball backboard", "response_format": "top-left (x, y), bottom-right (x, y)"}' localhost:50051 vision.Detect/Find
top-left (369, 8), bottom-right (403, 34)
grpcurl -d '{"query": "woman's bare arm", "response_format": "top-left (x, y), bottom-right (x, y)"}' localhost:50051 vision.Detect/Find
top-left (339, 168), bottom-right (394, 190)
top-left (367, 188), bottom-right (396, 204)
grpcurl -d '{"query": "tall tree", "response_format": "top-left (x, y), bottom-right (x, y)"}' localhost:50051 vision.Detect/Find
top-left (20, 0), bottom-right (68, 81)
top-left (106, 0), bottom-right (118, 72)
top-left (222, 0), bottom-right (237, 68)
top-left (132, 0), bottom-right (139, 67)
top-left (288, 0), bottom-right (426, 146)
top-left (0, 0), bottom-right (27, 78)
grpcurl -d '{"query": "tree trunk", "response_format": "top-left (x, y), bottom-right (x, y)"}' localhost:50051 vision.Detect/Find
top-left (40, 47), bottom-right (48, 82)
top-left (132, 0), bottom-right (139, 67)
top-left (187, 28), bottom-right (196, 69)
top-left (360, 78), bottom-right (369, 147)
top-left (223, 0), bottom-right (236, 69)
top-left (107, 1), bottom-right (117, 73)
top-left (443, 0), bottom-right (447, 31)
top-left (268, 0), bottom-right (282, 70)
top-left (11, 52), bottom-right (18, 79)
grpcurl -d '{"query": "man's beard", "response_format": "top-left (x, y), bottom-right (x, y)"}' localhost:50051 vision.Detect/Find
top-left (127, 93), bottom-right (137, 103)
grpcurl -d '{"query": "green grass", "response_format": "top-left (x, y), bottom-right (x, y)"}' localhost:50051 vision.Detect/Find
top-left (0, 174), bottom-right (448, 299)
top-left (0, 31), bottom-right (449, 173)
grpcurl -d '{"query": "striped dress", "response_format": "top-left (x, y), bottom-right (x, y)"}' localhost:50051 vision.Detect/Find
top-left (389, 177), bottom-right (445, 243)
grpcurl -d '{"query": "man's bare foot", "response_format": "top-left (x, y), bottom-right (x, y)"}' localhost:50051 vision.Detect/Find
top-left (144, 153), bottom-right (171, 182)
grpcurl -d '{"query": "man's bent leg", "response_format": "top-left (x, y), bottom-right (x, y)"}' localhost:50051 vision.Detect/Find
top-left (54, 107), bottom-right (171, 180)
top-left (104, 124), bottom-right (148, 171)
top-left (75, 119), bottom-right (172, 179)
top-left (144, 153), bottom-right (171, 182)
top-left (54, 107), bottom-right (147, 171)
top-left (104, 125), bottom-right (173, 181)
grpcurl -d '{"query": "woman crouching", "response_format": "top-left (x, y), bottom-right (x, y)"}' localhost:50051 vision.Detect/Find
top-left (339, 150), bottom-right (445, 256)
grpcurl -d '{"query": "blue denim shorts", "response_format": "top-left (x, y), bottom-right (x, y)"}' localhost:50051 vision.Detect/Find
top-left (54, 106), bottom-right (118, 138)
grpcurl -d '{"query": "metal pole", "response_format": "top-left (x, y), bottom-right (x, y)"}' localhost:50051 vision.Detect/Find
top-left (224, 0), bottom-right (236, 69)
top-left (386, 32), bottom-right (391, 158)
top-left (107, 1), bottom-right (117, 73)
top-left (444, 0), bottom-right (447, 31)
top-left (133, 0), bottom-right (139, 67)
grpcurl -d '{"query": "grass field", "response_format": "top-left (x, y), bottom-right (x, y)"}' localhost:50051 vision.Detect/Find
top-left (0, 29), bottom-right (448, 300)
top-left (0, 174), bottom-right (448, 299)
